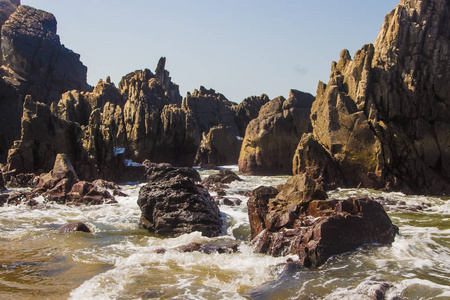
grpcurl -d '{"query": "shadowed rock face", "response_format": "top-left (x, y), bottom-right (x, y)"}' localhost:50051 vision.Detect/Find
top-left (233, 94), bottom-right (270, 137)
top-left (1, 5), bottom-right (90, 104)
top-left (295, 0), bottom-right (450, 195)
top-left (0, 0), bottom-right (19, 61)
top-left (239, 90), bottom-right (314, 175)
top-left (138, 165), bottom-right (223, 237)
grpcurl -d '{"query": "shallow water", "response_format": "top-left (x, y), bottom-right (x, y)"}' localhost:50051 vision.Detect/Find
top-left (0, 167), bottom-right (449, 299)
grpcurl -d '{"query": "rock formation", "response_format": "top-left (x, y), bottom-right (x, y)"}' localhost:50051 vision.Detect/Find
top-left (194, 125), bottom-right (242, 166)
top-left (0, 0), bottom-right (19, 61)
top-left (137, 165), bottom-right (223, 237)
top-left (182, 86), bottom-right (238, 136)
top-left (248, 174), bottom-right (397, 267)
top-left (1, 5), bottom-right (90, 104)
top-left (294, 0), bottom-right (450, 195)
top-left (239, 90), bottom-right (314, 175)
top-left (233, 94), bottom-right (270, 137)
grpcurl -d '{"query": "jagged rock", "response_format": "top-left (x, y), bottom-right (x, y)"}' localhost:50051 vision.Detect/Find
top-left (58, 222), bottom-right (91, 233)
top-left (296, 0), bottom-right (450, 195)
top-left (67, 181), bottom-right (116, 205)
top-left (154, 57), bottom-right (182, 106)
top-left (217, 197), bottom-right (242, 206)
top-left (0, 77), bottom-right (22, 162)
top-left (145, 164), bottom-right (201, 183)
top-left (0, 170), bottom-right (5, 192)
top-left (194, 125), bottom-right (242, 166)
top-left (3, 171), bottom-right (36, 188)
top-left (293, 133), bottom-right (344, 190)
top-left (233, 94), bottom-right (270, 137)
top-left (179, 241), bottom-right (239, 254)
top-left (239, 90), bottom-right (314, 175)
top-left (182, 86), bottom-right (238, 136)
top-left (137, 166), bottom-right (222, 237)
top-left (248, 174), bottom-right (397, 267)
top-left (1, 5), bottom-right (90, 104)
top-left (36, 153), bottom-right (78, 192)
top-left (0, 0), bottom-right (19, 61)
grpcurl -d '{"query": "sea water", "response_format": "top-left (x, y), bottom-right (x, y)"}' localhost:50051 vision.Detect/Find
top-left (0, 166), bottom-right (449, 299)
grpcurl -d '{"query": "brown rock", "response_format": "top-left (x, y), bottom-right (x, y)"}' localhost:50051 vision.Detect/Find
top-left (194, 125), bottom-right (242, 166)
top-left (239, 90), bottom-right (314, 175)
top-left (68, 181), bottom-right (116, 205)
top-left (233, 94), bottom-right (270, 137)
top-left (37, 153), bottom-right (79, 192)
top-left (296, 0), bottom-right (450, 195)
top-left (1, 5), bottom-right (90, 104)
top-left (248, 173), bottom-right (397, 267)
top-left (58, 222), bottom-right (91, 233)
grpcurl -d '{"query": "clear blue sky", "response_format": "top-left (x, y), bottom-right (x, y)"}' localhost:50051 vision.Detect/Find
top-left (21, 0), bottom-right (399, 102)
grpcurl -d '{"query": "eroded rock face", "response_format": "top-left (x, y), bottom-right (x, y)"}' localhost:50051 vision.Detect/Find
top-left (1, 5), bottom-right (90, 104)
top-left (0, 77), bottom-right (21, 162)
top-left (248, 174), bottom-right (397, 267)
top-left (233, 94), bottom-right (270, 137)
top-left (296, 0), bottom-right (450, 194)
top-left (239, 90), bottom-right (314, 175)
top-left (182, 86), bottom-right (238, 136)
top-left (194, 125), bottom-right (242, 166)
top-left (138, 166), bottom-right (223, 237)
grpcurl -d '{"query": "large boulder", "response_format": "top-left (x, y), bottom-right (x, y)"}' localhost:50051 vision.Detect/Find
top-left (295, 0), bottom-right (450, 195)
top-left (1, 5), bottom-right (90, 104)
top-left (239, 90), bottom-right (314, 175)
top-left (248, 173), bottom-right (397, 267)
top-left (138, 166), bottom-right (223, 237)
top-left (194, 125), bottom-right (242, 166)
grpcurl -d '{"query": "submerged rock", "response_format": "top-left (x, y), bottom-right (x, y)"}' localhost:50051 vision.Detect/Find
top-left (248, 173), bottom-right (397, 267)
top-left (138, 166), bottom-right (223, 237)
top-left (58, 222), bottom-right (91, 233)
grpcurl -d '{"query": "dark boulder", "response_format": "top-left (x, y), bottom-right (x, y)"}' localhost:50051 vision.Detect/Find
top-left (202, 169), bottom-right (242, 185)
top-left (138, 166), bottom-right (223, 237)
top-left (248, 173), bottom-right (397, 267)
top-left (58, 222), bottom-right (91, 233)
top-left (233, 94), bottom-right (270, 137)
top-left (67, 181), bottom-right (116, 205)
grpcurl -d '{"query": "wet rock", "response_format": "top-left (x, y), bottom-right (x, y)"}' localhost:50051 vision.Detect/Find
top-left (219, 197), bottom-right (242, 206)
top-left (239, 90), bottom-right (314, 175)
top-left (153, 248), bottom-right (166, 254)
top-left (295, 0), bottom-right (450, 195)
top-left (179, 241), bottom-right (239, 254)
top-left (0, 171), bottom-right (5, 192)
top-left (1, 5), bottom-right (90, 104)
top-left (202, 170), bottom-right (242, 185)
top-left (248, 173), bottom-right (397, 267)
top-left (236, 190), bottom-right (252, 198)
top-left (68, 181), bottom-right (116, 205)
top-left (197, 164), bottom-right (220, 170)
top-left (145, 164), bottom-right (201, 183)
top-left (323, 280), bottom-right (395, 300)
top-left (138, 166), bottom-right (222, 237)
top-left (58, 222), bottom-right (91, 233)
top-left (36, 153), bottom-right (78, 192)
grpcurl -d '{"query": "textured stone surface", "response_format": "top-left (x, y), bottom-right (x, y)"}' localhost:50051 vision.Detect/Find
top-left (0, 77), bottom-right (21, 162)
top-left (248, 174), bottom-right (397, 267)
top-left (233, 94), bottom-right (270, 137)
top-left (1, 5), bottom-right (90, 104)
top-left (138, 166), bottom-right (223, 237)
top-left (239, 90), bottom-right (314, 175)
top-left (58, 222), bottom-right (91, 233)
top-left (194, 125), bottom-right (242, 166)
top-left (296, 0), bottom-right (450, 194)
top-left (182, 86), bottom-right (238, 136)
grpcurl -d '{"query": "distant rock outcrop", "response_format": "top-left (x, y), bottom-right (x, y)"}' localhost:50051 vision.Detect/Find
top-left (233, 94), bottom-right (270, 137)
top-left (239, 90), bottom-right (314, 175)
top-left (248, 174), bottom-right (397, 267)
top-left (294, 0), bottom-right (450, 194)
top-left (194, 125), bottom-right (242, 166)
top-left (1, 5), bottom-right (90, 104)
top-left (182, 86), bottom-right (238, 136)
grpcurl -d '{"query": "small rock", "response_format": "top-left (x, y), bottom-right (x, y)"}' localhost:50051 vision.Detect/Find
top-left (58, 222), bottom-right (91, 233)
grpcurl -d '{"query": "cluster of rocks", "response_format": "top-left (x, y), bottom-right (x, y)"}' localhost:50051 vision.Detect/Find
top-left (247, 174), bottom-right (398, 267)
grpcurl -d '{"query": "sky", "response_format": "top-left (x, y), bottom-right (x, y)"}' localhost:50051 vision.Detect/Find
top-left (21, 0), bottom-right (399, 103)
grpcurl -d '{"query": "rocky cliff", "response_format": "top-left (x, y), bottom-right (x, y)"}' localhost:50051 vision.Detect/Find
top-left (239, 90), bottom-right (314, 175)
top-left (1, 5), bottom-right (90, 104)
top-left (295, 0), bottom-right (450, 194)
